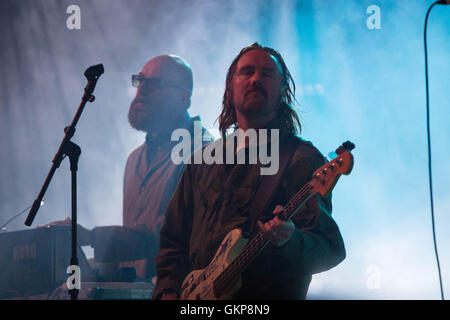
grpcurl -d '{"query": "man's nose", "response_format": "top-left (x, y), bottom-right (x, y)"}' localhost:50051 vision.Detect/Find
top-left (250, 70), bottom-right (263, 86)
top-left (136, 83), bottom-right (152, 99)
top-left (135, 87), bottom-right (145, 100)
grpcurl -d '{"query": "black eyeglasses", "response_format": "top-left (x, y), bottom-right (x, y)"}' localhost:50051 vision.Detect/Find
top-left (131, 74), bottom-right (163, 88)
top-left (131, 74), bottom-right (190, 93)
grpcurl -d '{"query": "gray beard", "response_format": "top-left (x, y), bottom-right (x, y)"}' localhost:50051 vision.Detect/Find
top-left (128, 101), bottom-right (187, 134)
top-left (128, 106), bottom-right (151, 132)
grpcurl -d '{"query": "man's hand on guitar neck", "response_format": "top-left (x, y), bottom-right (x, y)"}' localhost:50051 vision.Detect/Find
top-left (257, 205), bottom-right (295, 248)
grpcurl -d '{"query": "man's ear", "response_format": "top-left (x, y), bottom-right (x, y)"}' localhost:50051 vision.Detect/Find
top-left (171, 89), bottom-right (191, 110)
top-left (183, 90), bottom-right (192, 109)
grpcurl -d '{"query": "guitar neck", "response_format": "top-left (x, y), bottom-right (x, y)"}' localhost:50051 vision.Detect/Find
top-left (212, 182), bottom-right (315, 296)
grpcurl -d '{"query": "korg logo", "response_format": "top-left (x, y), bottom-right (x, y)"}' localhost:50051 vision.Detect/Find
top-left (13, 244), bottom-right (37, 262)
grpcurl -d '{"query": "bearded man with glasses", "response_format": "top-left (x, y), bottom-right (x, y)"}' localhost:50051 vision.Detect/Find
top-left (39, 55), bottom-right (212, 296)
top-left (121, 55), bottom-right (213, 282)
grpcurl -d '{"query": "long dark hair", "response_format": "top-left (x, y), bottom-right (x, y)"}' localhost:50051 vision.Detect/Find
top-left (218, 42), bottom-right (301, 138)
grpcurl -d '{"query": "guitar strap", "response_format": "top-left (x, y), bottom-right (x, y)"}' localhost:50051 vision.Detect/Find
top-left (246, 135), bottom-right (300, 237)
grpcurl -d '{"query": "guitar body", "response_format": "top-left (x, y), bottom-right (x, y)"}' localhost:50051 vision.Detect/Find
top-left (180, 229), bottom-right (248, 300)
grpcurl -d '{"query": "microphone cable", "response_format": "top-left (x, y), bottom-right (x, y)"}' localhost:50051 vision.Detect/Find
top-left (424, 0), bottom-right (447, 300)
top-left (0, 202), bottom-right (44, 232)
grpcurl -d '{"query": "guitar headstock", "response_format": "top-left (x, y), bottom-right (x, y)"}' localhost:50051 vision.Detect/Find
top-left (310, 141), bottom-right (355, 197)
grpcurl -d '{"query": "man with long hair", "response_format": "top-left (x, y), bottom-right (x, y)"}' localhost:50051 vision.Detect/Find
top-left (153, 43), bottom-right (345, 299)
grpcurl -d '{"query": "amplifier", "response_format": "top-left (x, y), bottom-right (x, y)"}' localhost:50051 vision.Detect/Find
top-left (0, 226), bottom-right (95, 298)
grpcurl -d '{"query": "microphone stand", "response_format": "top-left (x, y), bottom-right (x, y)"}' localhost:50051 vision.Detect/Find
top-left (24, 64), bottom-right (104, 300)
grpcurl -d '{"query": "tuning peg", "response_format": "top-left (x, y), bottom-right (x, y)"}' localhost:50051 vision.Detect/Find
top-left (314, 172), bottom-right (326, 185)
top-left (343, 141), bottom-right (355, 151)
top-left (336, 141), bottom-right (355, 155)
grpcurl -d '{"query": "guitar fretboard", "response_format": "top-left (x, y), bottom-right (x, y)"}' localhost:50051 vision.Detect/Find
top-left (212, 182), bottom-right (315, 297)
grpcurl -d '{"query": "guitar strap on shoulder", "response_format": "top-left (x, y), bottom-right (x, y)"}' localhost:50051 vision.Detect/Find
top-left (245, 136), bottom-right (300, 237)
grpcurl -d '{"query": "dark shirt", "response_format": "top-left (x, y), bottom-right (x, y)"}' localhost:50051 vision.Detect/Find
top-left (153, 117), bottom-right (346, 299)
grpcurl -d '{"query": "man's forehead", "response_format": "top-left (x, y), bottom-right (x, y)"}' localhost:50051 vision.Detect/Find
top-left (140, 57), bottom-right (172, 78)
top-left (138, 55), bottom-right (193, 92)
top-left (236, 49), bottom-right (282, 72)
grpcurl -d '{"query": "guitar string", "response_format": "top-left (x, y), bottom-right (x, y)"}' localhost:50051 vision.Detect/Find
top-left (212, 184), bottom-right (314, 296)
top-left (211, 183), bottom-right (315, 297)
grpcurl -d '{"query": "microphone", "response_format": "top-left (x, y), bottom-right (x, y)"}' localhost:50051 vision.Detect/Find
top-left (84, 64), bottom-right (104, 81)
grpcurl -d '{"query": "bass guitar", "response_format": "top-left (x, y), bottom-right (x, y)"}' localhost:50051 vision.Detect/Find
top-left (180, 141), bottom-right (355, 300)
